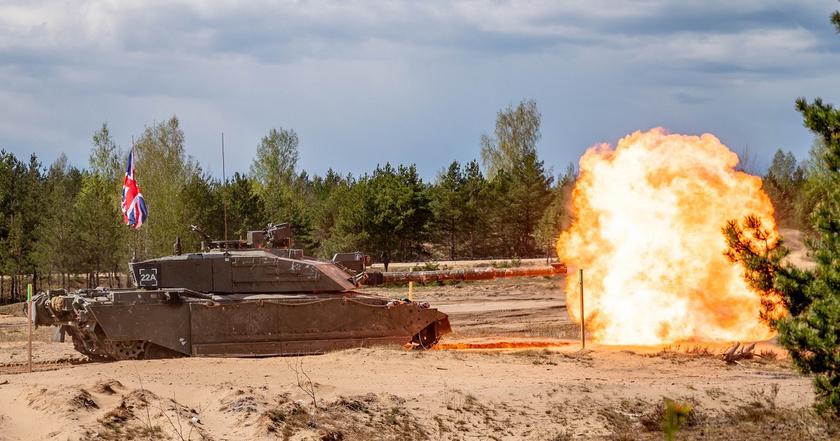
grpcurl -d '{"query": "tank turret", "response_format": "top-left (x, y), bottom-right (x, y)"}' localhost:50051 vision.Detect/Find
top-left (130, 223), bottom-right (357, 294)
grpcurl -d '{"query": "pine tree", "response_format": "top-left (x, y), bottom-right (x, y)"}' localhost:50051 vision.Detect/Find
top-left (431, 161), bottom-right (466, 260)
top-left (0, 154), bottom-right (44, 298)
top-left (73, 172), bottom-right (121, 287)
top-left (33, 155), bottom-right (83, 289)
top-left (764, 149), bottom-right (805, 227)
top-left (460, 160), bottom-right (488, 258)
top-left (0, 151), bottom-right (20, 301)
top-left (724, 9), bottom-right (840, 413)
top-left (335, 163), bottom-right (432, 270)
top-left (797, 138), bottom-right (832, 230)
top-left (508, 149), bottom-right (553, 256)
top-left (535, 163), bottom-right (576, 261)
top-left (310, 170), bottom-right (354, 258)
top-left (181, 170), bottom-right (224, 247)
top-left (226, 172), bottom-right (266, 239)
top-left (88, 124), bottom-right (128, 285)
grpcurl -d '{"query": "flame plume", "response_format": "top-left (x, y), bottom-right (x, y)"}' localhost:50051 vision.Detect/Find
top-left (558, 128), bottom-right (778, 345)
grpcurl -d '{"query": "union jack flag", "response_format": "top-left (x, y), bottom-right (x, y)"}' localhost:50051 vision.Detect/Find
top-left (121, 147), bottom-right (148, 229)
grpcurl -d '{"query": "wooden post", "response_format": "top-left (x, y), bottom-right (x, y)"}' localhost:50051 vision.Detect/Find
top-left (27, 283), bottom-right (33, 373)
top-left (579, 269), bottom-right (585, 350)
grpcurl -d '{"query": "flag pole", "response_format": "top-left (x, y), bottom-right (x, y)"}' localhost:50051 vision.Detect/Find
top-left (131, 136), bottom-right (138, 263)
top-left (222, 132), bottom-right (229, 241)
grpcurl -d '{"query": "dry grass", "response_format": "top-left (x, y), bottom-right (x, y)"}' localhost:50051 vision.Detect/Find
top-left (524, 323), bottom-right (580, 339)
top-left (0, 325), bottom-right (53, 343)
top-left (257, 393), bottom-right (428, 441)
top-left (647, 345), bottom-right (718, 360)
top-left (585, 392), bottom-right (840, 441)
top-left (757, 349), bottom-right (779, 360)
top-left (81, 389), bottom-right (164, 441)
top-left (0, 302), bottom-right (25, 316)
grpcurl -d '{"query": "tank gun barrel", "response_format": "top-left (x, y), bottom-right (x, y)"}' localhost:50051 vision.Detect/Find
top-left (362, 263), bottom-right (566, 286)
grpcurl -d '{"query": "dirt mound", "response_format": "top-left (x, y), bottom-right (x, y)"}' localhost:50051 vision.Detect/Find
top-left (93, 379), bottom-right (125, 395)
top-left (26, 385), bottom-right (100, 417)
top-left (256, 393), bottom-right (427, 441)
top-left (85, 389), bottom-right (160, 440)
top-left (77, 387), bottom-right (208, 441)
top-left (69, 389), bottom-right (99, 411)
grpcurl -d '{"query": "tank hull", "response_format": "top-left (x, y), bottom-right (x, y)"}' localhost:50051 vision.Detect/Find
top-left (34, 289), bottom-right (450, 360)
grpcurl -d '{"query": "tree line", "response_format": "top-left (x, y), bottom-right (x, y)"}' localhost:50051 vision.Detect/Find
top-left (0, 97), bottom-right (830, 304)
top-left (0, 100), bottom-right (576, 302)
top-left (0, 95), bottom-right (828, 304)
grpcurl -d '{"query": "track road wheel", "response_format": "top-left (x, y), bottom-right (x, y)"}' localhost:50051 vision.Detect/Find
top-left (108, 340), bottom-right (149, 360)
top-left (411, 324), bottom-right (440, 350)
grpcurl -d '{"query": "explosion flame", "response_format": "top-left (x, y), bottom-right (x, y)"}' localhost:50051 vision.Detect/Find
top-left (558, 128), bottom-right (779, 345)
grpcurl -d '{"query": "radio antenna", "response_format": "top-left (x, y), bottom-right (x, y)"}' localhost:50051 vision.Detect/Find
top-left (222, 132), bottom-right (229, 242)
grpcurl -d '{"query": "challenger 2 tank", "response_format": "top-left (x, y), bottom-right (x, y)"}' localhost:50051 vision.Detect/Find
top-left (30, 223), bottom-right (566, 360)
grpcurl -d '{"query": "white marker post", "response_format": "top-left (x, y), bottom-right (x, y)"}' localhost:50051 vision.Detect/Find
top-left (408, 266), bottom-right (414, 301)
top-left (27, 283), bottom-right (33, 373)
top-left (579, 269), bottom-right (585, 350)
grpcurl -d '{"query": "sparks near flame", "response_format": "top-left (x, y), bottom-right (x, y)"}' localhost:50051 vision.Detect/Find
top-left (557, 128), bottom-right (779, 345)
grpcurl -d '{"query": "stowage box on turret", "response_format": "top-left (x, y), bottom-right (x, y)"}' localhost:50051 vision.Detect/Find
top-left (30, 223), bottom-right (564, 360)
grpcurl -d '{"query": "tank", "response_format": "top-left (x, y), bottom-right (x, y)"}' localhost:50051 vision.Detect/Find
top-left (30, 223), bottom-right (566, 360)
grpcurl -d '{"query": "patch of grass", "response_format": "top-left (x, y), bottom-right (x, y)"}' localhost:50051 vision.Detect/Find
top-left (0, 302), bottom-right (26, 316)
top-left (526, 323), bottom-right (579, 339)
top-left (0, 324), bottom-right (53, 343)
top-left (259, 393), bottom-right (428, 441)
top-left (82, 390), bottom-right (165, 441)
top-left (662, 399), bottom-right (692, 441)
top-left (490, 257), bottom-right (522, 268)
top-left (548, 431), bottom-right (571, 441)
top-left (69, 389), bottom-right (99, 410)
top-left (414, 261), bottom-right (448, 271)
top-left (758, 348), bottom-right (779, 360)
top-left (731, 384), bottom-right (780, 423)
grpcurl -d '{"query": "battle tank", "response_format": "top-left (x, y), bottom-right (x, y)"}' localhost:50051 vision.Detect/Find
top-left (30, 223), bottom-right (566, 360)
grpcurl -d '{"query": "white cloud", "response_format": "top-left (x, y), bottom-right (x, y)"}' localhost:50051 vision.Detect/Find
top-left (0, 0), bottom-right (837, 177)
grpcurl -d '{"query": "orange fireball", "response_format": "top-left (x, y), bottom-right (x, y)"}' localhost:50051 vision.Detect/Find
top-left (558, 128), bottom-right (778, 345)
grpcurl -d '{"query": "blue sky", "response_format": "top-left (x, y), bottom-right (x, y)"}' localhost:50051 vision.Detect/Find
top-left (1, 0), bottom-right (838, 180)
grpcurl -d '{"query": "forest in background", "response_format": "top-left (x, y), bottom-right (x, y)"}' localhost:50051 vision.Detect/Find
top-left (0, 100), bottom-right (819, 302)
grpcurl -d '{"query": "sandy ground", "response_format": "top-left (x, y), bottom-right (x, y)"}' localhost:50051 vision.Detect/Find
top-left (780, 228), bottom-right (816, 270)
top-left (0, 229), bottom-right (834, 440)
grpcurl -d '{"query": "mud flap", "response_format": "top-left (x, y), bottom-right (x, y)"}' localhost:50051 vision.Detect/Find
top-left (435, 311), bottom-right (452, 336)
top-left (51, 326), bottom-right (66, 343)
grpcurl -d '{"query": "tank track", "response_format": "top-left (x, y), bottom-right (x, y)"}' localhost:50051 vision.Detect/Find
top-left (65, 326), bottom-right (179, 361)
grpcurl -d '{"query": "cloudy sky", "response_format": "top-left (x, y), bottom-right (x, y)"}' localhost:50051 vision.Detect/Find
top-left (1, 0), bottom-right (839, 179)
